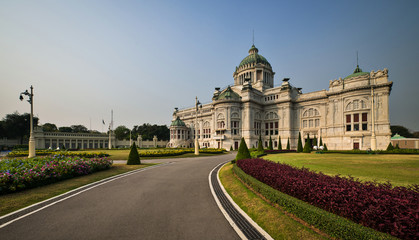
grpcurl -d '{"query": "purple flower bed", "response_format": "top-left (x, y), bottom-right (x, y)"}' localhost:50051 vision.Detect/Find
top-left (237, 158), bottom-right (419, 240)
top-left (0, 155), bottom-right (113, 194)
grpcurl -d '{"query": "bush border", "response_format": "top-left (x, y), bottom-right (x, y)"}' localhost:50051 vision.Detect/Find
top-left (232, 164), bottom-right (397, 240)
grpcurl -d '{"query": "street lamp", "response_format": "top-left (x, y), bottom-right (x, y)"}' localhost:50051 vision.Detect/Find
top-left (195, 96), bottom-right (202, 155)
top-left (20, 86), bottom-right (35, 158)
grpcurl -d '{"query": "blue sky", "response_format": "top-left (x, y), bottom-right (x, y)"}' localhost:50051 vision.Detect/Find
top-left (1, 0), bottom-right (418, 132)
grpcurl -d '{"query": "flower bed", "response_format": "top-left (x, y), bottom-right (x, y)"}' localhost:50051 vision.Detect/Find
top-left (7, 150), bottom-right (109, 158)
top-left (0, 155), bottom-right (112, 194)
top-left (237, 158), bottom-right (418, 240)
top-left (263, 150), bottom-right (296, 154)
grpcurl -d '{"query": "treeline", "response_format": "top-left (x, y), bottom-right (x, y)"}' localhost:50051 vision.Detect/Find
top-left (114, 124), bottom-right (169, 141)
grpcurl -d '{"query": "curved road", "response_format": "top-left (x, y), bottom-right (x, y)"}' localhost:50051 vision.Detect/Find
top-left (1, 153), bottom-right (240, 240)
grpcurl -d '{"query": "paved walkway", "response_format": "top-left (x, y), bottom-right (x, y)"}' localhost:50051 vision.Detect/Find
top-left (0, 153), bottom-right (240, 240)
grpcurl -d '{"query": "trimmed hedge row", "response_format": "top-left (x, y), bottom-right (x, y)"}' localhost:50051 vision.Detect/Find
top-left (7, 150), bottom-right (109, 158)
top-left (323, 149), bottom-right (419, 154)
top-left (232, 164), bottom-right (397, 240)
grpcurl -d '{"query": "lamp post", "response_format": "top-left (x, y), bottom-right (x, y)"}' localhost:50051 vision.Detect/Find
top-left (195, 96), bottom-right (202, 155)
top-left (20, 86), bottom-right (35, 158)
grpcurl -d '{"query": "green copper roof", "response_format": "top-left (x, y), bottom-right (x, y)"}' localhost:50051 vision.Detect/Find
top-left (238, 45), bottom-right (271, 68)
top-left (391, 134), bottom-right (406, 140)
top-left (170, 116), bottom-right (186, 127)
top-left (217, 86), bottom-right (241, 100)
top-left (344, 65), bottom-right (369, 79)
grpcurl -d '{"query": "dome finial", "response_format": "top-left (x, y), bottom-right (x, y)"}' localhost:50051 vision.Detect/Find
top-left (252, 29), bottom-right (254, 46)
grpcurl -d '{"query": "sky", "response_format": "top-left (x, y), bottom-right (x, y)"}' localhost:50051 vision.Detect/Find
top-left (1, 0), bottom-right (418, 132)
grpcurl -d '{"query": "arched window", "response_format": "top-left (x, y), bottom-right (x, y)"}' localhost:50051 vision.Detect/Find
top-left (345, 98), bottom-right (369, 132)
top-left (302, 108), bottom-right (321, 129)
top-left (264, 112), bottom-right (279, 135)
top-left (203, 121), bottom-right (211, 139)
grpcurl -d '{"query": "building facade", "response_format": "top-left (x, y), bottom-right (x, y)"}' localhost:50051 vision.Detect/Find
top-left (169, 45), bottom-right (393, 150)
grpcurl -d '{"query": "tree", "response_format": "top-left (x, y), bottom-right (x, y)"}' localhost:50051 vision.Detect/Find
top-left (386, 142), bottom-right (394, 151)
top-left (286, 138), bottom-right (290, 150)
top-left (0, 112), bottom-right (39, 143)
top-left (297, 132), bottom-right (303, 152)
top-left (58, 126), bottom-right (72, 132)
top-left (413, 132), bottom-right (419, 138)
top-left (132, 123), bottom-right (169, 141)
top-left (42, 123), bottom-right (57, 132)
top-left (323, 143), bottom-right (328, 151)
top-left (71, 125), bottom-right (89, 133)
top-left (303, 136), bottom-right (312, 153)
top-left (257, 135), bottom-right (263, 152)
top-left (268, 136), bottom-right (273, 150)
top-left (235, 138), bottom-right (251, 160)
top-left (319, 137), bottom-right (323, 146)
top-left (115, 125), bottom-right (130, 140)
top-left (127, 142), bottom-right (141, 165)
top-left (390, 125), bottom-right (413, 138)
top-left (278, 135), bottom-right (282, 150)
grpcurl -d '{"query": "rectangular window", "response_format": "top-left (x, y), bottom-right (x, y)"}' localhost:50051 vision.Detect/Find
top-left (346, 125), bottom-right (351, 131)
top-left (346, 114), bottom-right (351, 123)
top-left (309, 119), bottom-right (313, 128)
top-left (354, 114), bottom-right (359, 122)
top-left (315, 119), bottom-right (320, 127)
top-left (362, 123), bottom-right (368, 131)
top-left (303, 120), bottom-right (307, 128)
top-left (270, 130), bottom-right (274, 135)
top-left (270, 122), bottom-right (273, 128)
top-left (362, 113), bottom-right (368, 122)
top-left (275, 122), bottom-right (278, 128)
top-left (275, 130), bottom-right (278, 135)
top-left (354, 124), bottom-right (359, 131)
top-left (265, 123), bottom-right (268, 129)
top-left (265, 130), bottom-right (269, 135)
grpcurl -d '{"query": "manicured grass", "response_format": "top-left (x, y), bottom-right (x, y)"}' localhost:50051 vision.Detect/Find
top-left (0, 163), bottom-right (152, 216)
top-left (264, 153), bottom-right (419, 186)
top-left (219, 163), bottom-right (328, 240)
top-left (79, 149), bottom-right (224, 160)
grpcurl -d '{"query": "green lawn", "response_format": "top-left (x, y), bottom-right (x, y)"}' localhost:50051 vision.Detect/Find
top-left (264, 153), bottom-right (419, 186)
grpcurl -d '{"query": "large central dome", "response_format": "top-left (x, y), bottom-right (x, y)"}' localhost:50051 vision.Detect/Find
top-left (238, 45), bottom-right (271, 68)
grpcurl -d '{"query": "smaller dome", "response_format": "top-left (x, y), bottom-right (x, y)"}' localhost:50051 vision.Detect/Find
top-left (217, 86), bottom-right (241, 100)
top-left (170, 116), bottom-right (186, 127)
top-left (344, 65), bottom-right (369, 79)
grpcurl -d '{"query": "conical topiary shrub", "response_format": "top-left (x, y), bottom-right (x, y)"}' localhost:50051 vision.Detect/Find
top-left (286, 138), bottom-right (290, 150)
top-left (278, 135), bottom-right (282, 150)
top-left (297, 132), bottom-right (303, 152)
top-left (319, 137), bottom-right (323, 147)
top-left (323, 143), bottom-right (328, 151)
top-left (268, 136), bottom-right (273, 150)
top-left (313, 137), bottom-right (317, 147)
top-left (236, 137), bottom-right (251, 160)
top-left (386, 142), bottom-right (394, 151)
top-left (303, 136), bottom-right (312, 153)
top-left (257, 135), bottom-right (264, 152)
top-left (127, 142), bottom-right (141, 165)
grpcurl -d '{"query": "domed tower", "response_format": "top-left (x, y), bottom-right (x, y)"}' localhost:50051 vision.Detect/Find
top-left (169, 116), bottom-right (192, 148)
top-left (233, 45), bottom-right (275, 91)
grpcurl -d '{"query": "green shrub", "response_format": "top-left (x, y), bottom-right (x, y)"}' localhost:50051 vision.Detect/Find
top-left (127, 142), bottom-right (141, 165)
top-left (230, 146), bottom-right (233, 151)
top-left (386, 142), bottom-right (394, 151)
top-left (303, 138), bottom-right (311, 153)
top-left (232, 165), bottom-right (397, 240)
top-left (286, 138), bottom-right (290, 150)
top-left (319, 137), bottom-right (323, 147)
top-left (277, 135), bottom-right (282, 150)
top-left (268, 136), bottom-right (273, 150)
top-left (235, 138), bottom-right (251, 160)
top-left (297, 132), bottom-right (303, 152)
top-left (323, 143), bottom-right (328, 151)
top-left (257, 135), bottom-right (264, 152)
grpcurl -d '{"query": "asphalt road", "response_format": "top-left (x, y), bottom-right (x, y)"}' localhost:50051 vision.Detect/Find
top-left (1, 153), bottom-right (240, 240)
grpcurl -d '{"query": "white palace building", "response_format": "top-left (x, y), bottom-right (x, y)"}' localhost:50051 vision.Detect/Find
top-left (168, 45), bottom-right (393, 150)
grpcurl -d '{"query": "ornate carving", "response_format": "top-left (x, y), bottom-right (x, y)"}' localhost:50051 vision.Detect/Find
top-left (329, 78), bottom-right (343, 87)
top-left (371, 68), bottom-right (389, 78)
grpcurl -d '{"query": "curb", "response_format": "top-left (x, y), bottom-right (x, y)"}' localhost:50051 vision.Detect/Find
top-left (209, 162), bottom-right (273, 240)
top-left (0, 162), bottom-right (172, 228)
